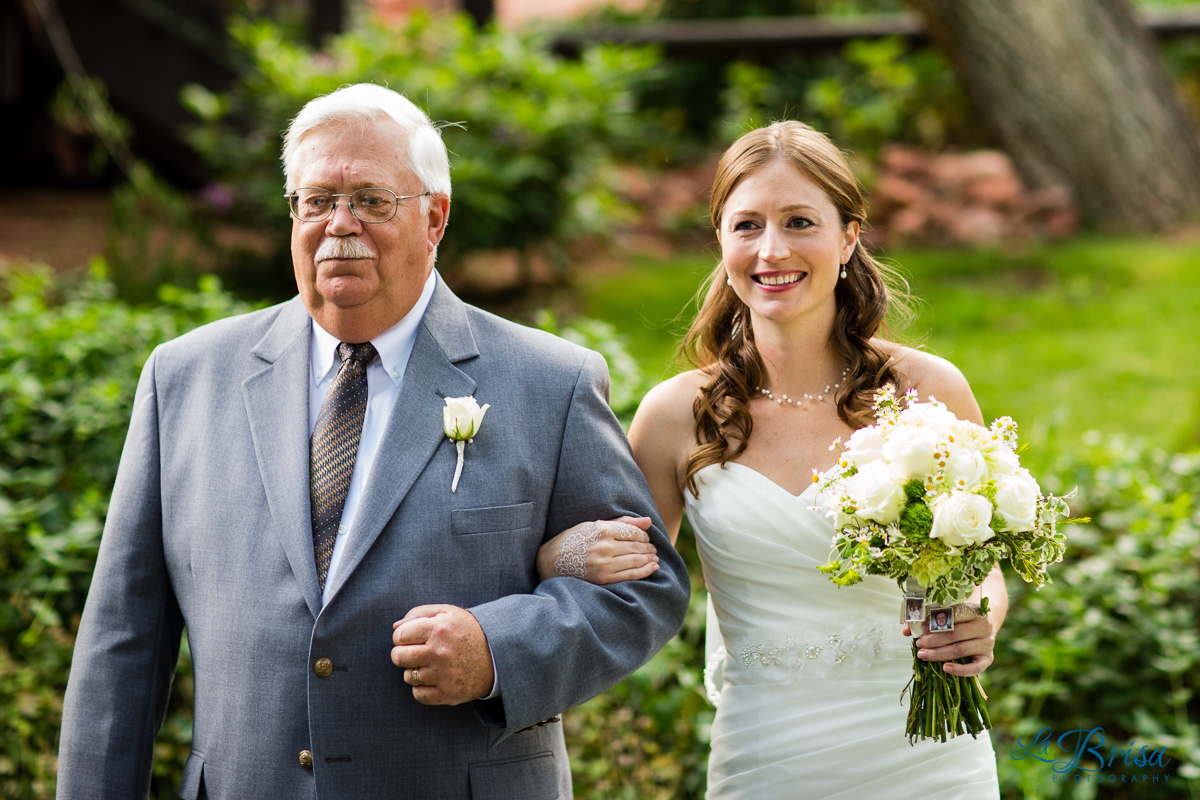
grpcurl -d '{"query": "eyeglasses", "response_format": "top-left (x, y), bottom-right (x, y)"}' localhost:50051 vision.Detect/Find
top-left (284, 187), bottom-right (432, 224)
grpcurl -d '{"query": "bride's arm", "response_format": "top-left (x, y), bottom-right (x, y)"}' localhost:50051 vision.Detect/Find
top-left (534, 373), bottom-right (700, 584)
top-left (889, 344), bottom-right (985, 428)
top-left (627, 374), bottom-right (701, 545)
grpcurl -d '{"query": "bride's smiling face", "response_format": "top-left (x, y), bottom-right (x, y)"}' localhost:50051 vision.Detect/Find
top-left (718, 159), bottom-right (859, 328)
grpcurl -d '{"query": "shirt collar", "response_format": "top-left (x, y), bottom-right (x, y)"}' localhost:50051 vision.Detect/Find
top-left (310, 270), bottom-right (438, 388)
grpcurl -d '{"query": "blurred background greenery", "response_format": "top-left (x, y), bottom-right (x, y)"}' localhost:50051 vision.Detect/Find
top-left (4, 0), bottom-right (1200, 798)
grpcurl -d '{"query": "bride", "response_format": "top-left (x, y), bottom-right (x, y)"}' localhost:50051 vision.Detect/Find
top-left (539, 121), bottom-right (1005, 798)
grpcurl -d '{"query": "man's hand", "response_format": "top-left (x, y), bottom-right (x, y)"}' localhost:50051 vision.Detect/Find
top-left (391, 604), bottom-right (495, 705)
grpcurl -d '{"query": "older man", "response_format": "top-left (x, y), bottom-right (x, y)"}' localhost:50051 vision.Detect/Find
top-left (56, 84), bottom-right (689, 799)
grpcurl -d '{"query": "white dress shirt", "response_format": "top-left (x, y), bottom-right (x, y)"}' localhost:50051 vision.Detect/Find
top-left (307, 271), bottom-right (500, 698)
top-left (309, 271), bottom-right (436, 604)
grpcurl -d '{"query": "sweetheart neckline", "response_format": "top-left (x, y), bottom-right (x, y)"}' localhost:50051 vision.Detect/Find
top-left (697, 461), bottom-right (821, 501)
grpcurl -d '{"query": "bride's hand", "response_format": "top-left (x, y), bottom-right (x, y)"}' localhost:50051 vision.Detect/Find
top-left (536, 517), bottom-right (658, 584)
top-left (901, 612), bottom-right (996, 678)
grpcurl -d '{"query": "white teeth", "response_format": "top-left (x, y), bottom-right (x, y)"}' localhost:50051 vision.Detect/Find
top-left (758, 273), bottom-right (803, 286)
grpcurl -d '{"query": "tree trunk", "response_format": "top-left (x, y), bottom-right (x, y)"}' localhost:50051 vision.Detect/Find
top-left (309, 0), bottom-right (342, 46)
top-left (460, 0), bottom-right (494, 27)
top-left (909, 0), bottom-right (1200, 231)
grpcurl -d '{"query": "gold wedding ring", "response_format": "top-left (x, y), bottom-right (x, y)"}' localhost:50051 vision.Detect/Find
top-left (411, 668), bottom-right (422, 686)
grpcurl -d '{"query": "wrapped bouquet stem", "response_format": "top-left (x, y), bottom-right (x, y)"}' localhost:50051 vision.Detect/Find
top-left (816, 386), bottom-right (1072, 744)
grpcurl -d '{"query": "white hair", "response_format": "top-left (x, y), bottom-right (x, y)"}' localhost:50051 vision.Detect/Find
top-left (281, 83), bottom-right (451, 203)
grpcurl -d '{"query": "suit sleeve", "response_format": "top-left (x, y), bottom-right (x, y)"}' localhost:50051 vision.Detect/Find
top-left (468, 350), bottom-right (691, 738)
top-left (56, 350), bottom-right (185, 798)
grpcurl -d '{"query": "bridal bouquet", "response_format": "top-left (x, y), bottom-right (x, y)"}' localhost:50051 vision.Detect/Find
top-left (816, 385), bottom-right (1070, 743)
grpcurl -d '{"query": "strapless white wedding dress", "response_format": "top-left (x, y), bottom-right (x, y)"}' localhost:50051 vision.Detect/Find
top-left (686, 462), bottom-right (1000, 800)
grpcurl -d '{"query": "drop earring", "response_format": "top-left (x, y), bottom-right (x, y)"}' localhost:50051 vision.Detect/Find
top-left (840, 263), bottom-right (848, 279)
top-left (727, 276), bottom-right (732, 285)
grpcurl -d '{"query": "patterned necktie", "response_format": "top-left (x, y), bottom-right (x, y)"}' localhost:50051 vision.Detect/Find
top-left (311, 341), bottom-right (378, 591)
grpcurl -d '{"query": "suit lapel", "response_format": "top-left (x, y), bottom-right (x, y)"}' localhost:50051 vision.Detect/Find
top-left (323, 277), bottom-right (479, 602)
top-left (242, 298), bottom-right (324, 619)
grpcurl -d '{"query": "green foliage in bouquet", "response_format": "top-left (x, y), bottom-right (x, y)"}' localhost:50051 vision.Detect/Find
top-left (182, 12), bottom-right (659, 293)
top-left (0, 263), bottom-right (255, 799)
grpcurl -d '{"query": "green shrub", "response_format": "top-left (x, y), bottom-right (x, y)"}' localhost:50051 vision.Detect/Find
top-left (991, 435), bottom-right (1200, 799)
top-left (596, 0), bottom-right (976, 158)
top-left (656, 0), bottom-right (905, 19)
top-left (183, 12), bottom-right (660, 295)
top-left (534, 310), bottom-right (647, 421)
top-left (717, 37), bottom-right (979, 159)
top-left (0, 263), bottom-right (255, 799)
top-left (565, 570), bottom-right (711, 800)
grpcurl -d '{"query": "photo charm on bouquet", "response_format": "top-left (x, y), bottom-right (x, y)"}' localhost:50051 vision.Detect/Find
top-left (815, 385), bottom-right (1078, 744)
top-left (927, 608), bottom-right (954, 633)
top-left (903, 596), bottom-right (926, 624)
top-left (902, 578), bottom-right (926, 624)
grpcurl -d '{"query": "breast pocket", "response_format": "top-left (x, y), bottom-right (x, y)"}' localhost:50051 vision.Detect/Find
top-left (451, 502), bottom-right (534, 536)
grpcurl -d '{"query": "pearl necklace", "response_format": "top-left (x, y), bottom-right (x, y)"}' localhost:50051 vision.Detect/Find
top-left (758, 368), bottom-right (850, 406)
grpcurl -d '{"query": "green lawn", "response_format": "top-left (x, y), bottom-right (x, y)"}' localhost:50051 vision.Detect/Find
top-left (576, 236), bottom-right (1200, 462)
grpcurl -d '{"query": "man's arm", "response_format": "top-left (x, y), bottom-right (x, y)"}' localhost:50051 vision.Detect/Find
top-left (57, 350), bottom-right (184, 798)
top-left (467, 351), bottom-right (691, 737)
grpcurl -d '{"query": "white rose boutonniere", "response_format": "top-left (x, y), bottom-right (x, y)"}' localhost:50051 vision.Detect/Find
top-left (443, 396), bottom-right (490, 493)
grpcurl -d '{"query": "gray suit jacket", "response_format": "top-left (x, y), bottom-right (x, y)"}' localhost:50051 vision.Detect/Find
top-left (56, 276), bottom-right (690, 800)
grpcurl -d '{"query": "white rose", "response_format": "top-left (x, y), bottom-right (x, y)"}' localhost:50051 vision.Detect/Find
top-left (443, 396), bottom-right (490, 440)
top-left (985, 441), bottom-right (1021, 476)
top-left (930, 490), bottom-right (995, 552)
top-left (994, 471), bottom-right (1041, 532)
top-left (899, 401), bottom-right (960, 435)
top-left (844, 426), bottom-right (887, 468)
top-left (843, 461), bottom-right (906, 525)
top-left (882, 425), bottom-right (939, 481)
top-left (944, 445), bottom-right (988, 491)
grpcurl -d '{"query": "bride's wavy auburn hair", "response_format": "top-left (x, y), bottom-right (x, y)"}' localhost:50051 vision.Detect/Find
top-left (682, 121), bottom-right (913, 496)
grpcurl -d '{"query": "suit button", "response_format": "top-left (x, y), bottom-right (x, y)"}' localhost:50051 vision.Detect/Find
top-left (299, 750), bottom-right (313, 770)
top-left (314, 658), bottom-right (333, 677)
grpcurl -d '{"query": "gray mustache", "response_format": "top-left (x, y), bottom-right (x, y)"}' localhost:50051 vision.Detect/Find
top-left (315, 237), bottom-right (375, 261)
